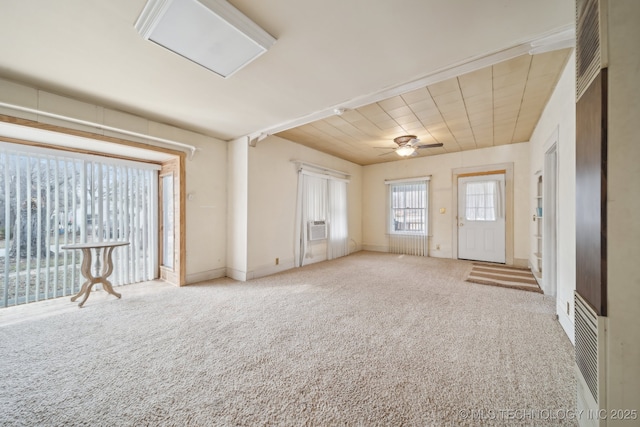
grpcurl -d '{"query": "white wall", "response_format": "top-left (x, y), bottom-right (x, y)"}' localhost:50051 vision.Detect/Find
top-left (362, 143), bottom-right (531, 263)
top-left (605, 0), bottom-right (640, 417)
top-left (226, 138), bottom-right (249, 281)
top-left (0, 77), bottom-right (228, 284)
top-left (246, 135), bottom-right (362, 279)
top-left (528, 52), bottom-right (576, 342)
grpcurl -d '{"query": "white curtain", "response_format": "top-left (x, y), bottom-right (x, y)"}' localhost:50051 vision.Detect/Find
top-left (294, 169), bottom-right (348, 267)
top-left (327, 179), bottom-right (348, 260)
top-left (464, 180), bottom-right (502, 221)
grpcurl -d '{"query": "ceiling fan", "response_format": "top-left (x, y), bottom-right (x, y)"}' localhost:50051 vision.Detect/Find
top-left (376, 135), bottom-right (444, 157)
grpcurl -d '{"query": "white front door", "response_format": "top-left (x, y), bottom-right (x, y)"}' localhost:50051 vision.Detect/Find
top-left (458, 174), bottom-right (506, 263)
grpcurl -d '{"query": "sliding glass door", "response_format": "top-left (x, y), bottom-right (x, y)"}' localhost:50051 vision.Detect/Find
top-left (0, 142), bottom-right (158, 307)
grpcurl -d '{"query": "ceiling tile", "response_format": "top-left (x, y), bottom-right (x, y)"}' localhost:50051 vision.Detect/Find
top-left (458, 67), bottom-right (493, 97)
top-left (385, 105), bottom-right (414, 119)
top-left (340, 109), bottom-right (367, 123)
top-left (427, 78), bottom-right (460, 97)
top-left (401, 123), bottom-right (426, 134)
top-left (431, 90), bottom-right (463, 106)
top-left (375, 119), bottom-right (401, 130)
top-left (357, 103), bottom-right (387, 118)
top-left (492, 55), bottom-right (531, 77)
top-left (401, 87), bottom-right (431, 104)
top-left (377, 96), bottom-right (406, 111)
top-left (407, 98), bottom-right (438, 113)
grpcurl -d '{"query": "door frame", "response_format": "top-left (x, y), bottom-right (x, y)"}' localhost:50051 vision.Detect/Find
top-left (543, 142), bottom-right (558, 296)
top-left (159, 156), bottom-right (186, 287)
top-left (457, 172), bottom-right (506, 263)
top-left (452, 162), bottom-right (515, 266)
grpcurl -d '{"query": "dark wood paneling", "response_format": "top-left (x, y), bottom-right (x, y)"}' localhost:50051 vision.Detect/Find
top-left (576, 69), bottom-right (607, 315)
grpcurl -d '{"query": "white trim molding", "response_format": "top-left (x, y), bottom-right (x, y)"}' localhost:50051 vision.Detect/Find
top-left (384, 176), bottom-right (431, 185)
top-left (0, 101), bottom-right (198, 159)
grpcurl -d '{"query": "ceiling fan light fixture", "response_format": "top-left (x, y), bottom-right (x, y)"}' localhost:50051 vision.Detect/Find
top-left (393, 135), bottom-right (418, 146)
top-left (395, 145), bottom-right (416, 157)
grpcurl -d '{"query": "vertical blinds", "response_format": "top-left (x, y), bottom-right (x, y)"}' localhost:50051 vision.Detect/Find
top-left (0, 142), bottom-right (158, 307)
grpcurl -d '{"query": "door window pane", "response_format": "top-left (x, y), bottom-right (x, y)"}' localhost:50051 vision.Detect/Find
top-left (465, 181), bottom-right (497, 221)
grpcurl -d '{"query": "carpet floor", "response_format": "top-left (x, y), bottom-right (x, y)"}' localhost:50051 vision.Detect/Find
top-left (0, 252), bottom-right (575, 426)
top-left (466, 263), bottom-right (542, 294)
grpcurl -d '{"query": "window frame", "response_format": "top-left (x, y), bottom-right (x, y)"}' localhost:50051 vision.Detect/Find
top-left (0, 115), bottom-right (186, 288)
top-left (386, 178), bottom-right (430, 236)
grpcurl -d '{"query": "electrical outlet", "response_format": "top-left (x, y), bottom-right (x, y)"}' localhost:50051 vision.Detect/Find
top-left (275, 258), bottom-right (279, 265)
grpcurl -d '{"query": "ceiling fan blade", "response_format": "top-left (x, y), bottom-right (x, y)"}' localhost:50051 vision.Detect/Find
top-left (378, 151), bottom-right (396, 156)
top-left (373, 146), bottom-right (396, 149)
top-left (415, 143), bottom-right (444, 149)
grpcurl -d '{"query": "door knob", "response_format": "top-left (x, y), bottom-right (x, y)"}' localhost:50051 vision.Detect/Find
top-left (459, 222), bottom-right (464, 227)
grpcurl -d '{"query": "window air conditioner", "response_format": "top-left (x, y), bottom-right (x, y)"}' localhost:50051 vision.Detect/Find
top-left (308, 221), bottom-right (327, 241)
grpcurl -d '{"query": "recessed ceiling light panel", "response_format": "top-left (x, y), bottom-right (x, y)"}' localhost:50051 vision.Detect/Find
top-left (135, 0), bottom-right (276, 78)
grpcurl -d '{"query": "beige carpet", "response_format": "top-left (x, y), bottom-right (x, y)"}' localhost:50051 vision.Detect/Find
top-left (466, 263), bottom-right (543, 294)
top-left (0, 252), bottom-right (575, 426)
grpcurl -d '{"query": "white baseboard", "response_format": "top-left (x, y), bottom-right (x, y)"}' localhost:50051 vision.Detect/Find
top-left (186, 267), bottom-right (226, 285)
top-left (361, 244), bottom-right (388, 253)
top-left (557, 306), bottom-right (575, 345)
top-left (247, 259), bottom-right (296, 280)
top-left (225, 267), bottom-right (247, 282)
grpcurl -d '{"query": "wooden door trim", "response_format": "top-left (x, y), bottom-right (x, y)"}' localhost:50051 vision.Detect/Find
top-left (159, 157), bottom-right (186, 286)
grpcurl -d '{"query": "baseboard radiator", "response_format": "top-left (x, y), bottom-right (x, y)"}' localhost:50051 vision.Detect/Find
top-left (575, 291), bottom-right (607, 426)
top-left (388, 234), bottom-right (427, 256)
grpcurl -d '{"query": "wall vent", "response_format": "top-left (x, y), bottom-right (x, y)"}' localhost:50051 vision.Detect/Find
top-left (308, 221), bottom-right (327, 241)
top-left (575, 291), bottom-right (599, 402)
top-left (575, 291), bottom-right (607, 426)
top-left (576, 0), bottom-right (608, 101)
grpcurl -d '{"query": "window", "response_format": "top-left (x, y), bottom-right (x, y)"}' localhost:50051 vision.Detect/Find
top-left (388, 181), bottom-right (428, 235)
top-left (0, 142), bottom-right (158, 307)
top-left (294, 167), bottom-right (349, 267)
top-left (465, 181), bottom-right (498, 221)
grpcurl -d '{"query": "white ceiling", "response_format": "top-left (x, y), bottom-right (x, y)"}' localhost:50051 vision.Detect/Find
top-left (0, 0), bottom-right (574, 154)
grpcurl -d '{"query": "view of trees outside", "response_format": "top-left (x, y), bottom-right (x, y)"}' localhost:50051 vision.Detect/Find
top-left (0, 146), bottom-right (157, 307)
